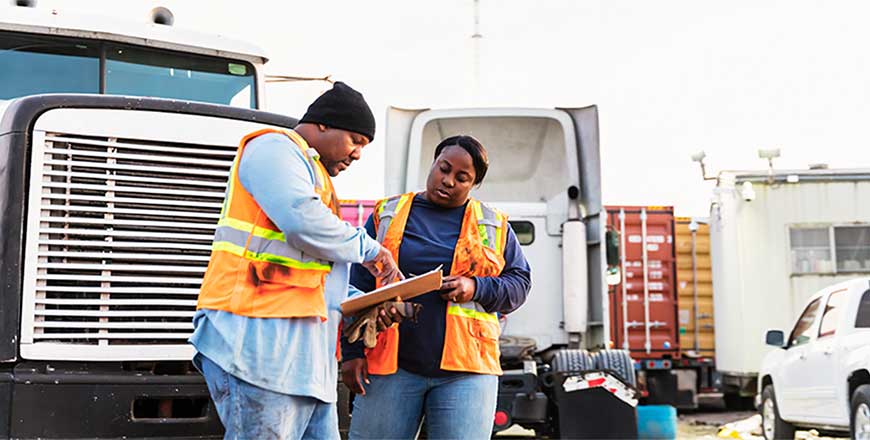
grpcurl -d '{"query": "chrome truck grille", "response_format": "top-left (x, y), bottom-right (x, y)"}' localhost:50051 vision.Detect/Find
top-left (20, 125), bottom-right (238, 360)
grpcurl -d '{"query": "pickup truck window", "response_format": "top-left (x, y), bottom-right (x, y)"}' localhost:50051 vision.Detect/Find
top-left (856, 289), bottom-right (870, 328)
top-left (818, 289), bottom-right (847, 338)
top-left (789, 297), bottom-right (821, 347)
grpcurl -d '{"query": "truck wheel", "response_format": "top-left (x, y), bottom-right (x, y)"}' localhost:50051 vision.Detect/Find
top-left (851, 384), bottom-right (870, 440)
top-left (551, 349), bottom-right (594, 372)
top-left (594, 349), bottom-right (637, 387)
top-left (761, 385), bottom-right (795, 440)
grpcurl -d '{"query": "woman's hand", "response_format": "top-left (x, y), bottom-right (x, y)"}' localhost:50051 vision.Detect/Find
top-left (440, 275), bottom-right (476, 303)
top-left (341, 357), bottom-right (369, 395)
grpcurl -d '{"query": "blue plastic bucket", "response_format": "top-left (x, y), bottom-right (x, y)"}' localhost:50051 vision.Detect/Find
top-left (636, 405), bottom-right (677, 439)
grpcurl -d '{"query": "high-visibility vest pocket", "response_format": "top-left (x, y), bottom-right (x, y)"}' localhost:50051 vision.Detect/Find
top-left (470, 318), bottom-right (500, 342)
top-left (250, 261), bottom-right (325, 290)
top-left (480, 247), bottom-right (505, 275)
top-left (366, 327), bottom-right (400, 375)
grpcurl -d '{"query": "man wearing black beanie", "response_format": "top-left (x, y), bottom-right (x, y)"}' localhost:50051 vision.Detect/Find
top-left (192, 81), bottom-right (403, 439)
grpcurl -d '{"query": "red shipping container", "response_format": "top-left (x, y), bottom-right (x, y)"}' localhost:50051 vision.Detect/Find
top-left (605, 206), bottom-right (680, 360)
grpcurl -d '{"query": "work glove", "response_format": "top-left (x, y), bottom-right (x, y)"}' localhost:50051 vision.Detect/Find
top-left (345, 301), bottom-right (422, 348)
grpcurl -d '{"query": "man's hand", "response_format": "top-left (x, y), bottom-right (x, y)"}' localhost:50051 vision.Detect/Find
top-left (440, 275), bottom-right (476, 303)
top-left (362, 246), bottom-right (404, 287)
top-left (341, 357), bottom-right (369, 395)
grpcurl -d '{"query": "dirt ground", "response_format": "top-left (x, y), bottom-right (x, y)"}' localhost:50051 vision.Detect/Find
top-left (677, 395), bottom-right (848, 440)
top-left (497, 394), bottom-right (849, 439)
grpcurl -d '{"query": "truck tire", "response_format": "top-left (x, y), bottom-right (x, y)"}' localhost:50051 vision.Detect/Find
top-left (761, 385), bottom-right (795, 440)
top-left (551, 349), bottom-right (594, 373)
top-left (594, 349), bottom-right (636, 387)
top-left (851, 384), bottom-right (870, 440)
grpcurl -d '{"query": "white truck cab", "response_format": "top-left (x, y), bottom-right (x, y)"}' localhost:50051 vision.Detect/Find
top-left (759, 278), bottom-right (870, 440)
top-left (0, 3), bottom-right (296, 438)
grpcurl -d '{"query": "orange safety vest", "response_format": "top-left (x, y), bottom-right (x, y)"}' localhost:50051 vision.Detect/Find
top-left (365, 192), bottom-right (508, 375)
top-left (197, 128), bottom-right (339, 320)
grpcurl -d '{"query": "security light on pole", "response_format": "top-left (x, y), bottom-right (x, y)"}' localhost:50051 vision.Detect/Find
top-left (691, 150), bottom-right (715, 181)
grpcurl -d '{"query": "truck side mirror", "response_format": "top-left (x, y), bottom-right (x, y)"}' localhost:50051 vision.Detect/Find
top-left (605, 230), bottom-right (621, 286)
top-left (605, 229), bottom-right (620, 267)
top-left (765, 330), bottom-right (785, 348)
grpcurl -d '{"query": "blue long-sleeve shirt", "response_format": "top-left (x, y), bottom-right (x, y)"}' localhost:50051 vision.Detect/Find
top-left (341, 194), bottom-right (531, 377)
top-left (189, 132), bottom-right (380, 403)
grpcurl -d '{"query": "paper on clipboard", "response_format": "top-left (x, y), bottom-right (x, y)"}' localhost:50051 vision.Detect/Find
top-left (340, 267), bottom-right (443, 316)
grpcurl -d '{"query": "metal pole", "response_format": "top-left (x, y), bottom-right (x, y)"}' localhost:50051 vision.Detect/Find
top-left (620, 209), bottom-right (629, 351)
top-left (641, 208), bottom-right (651, 354)
top-left (471, 0), bottom-right (482, 104)
top-left (691, 219), bottom-right (700, 353)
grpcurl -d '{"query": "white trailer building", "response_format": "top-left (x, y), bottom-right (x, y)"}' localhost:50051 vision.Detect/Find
top-left (710, 167), bottom-right (870, 407)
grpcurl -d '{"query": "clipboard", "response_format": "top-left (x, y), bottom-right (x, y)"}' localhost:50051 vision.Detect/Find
top-left (340, 267), bottom-right (443, 316)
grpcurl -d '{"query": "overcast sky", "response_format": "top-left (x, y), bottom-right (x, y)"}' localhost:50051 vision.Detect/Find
top-left (30, 0), bottom-right (870, 215)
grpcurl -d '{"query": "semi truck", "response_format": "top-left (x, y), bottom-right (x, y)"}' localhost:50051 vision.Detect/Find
top-left (1, 3), bottom-right (638, 438)
top-left (0, 3), bottom-right (286, 437)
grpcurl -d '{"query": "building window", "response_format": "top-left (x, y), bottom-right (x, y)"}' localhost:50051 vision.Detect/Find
top-left (790, 227), bottom-right (833, 274)
top-left (835, 226), bottom-right (870, 272)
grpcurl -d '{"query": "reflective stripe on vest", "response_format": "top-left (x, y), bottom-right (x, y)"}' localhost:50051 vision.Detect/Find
top-left (366, 192), bottom-right (507, 375)
top-left (212, 218), bottom-right (331, 272)
top-left (375, 194), bottom-right (410, 243)
top-left (473, 201), bottom-right (505, 254)
top-left (446, 302), bottom-right (500, 323)
top-left (196, 128), bottom-right (337, 320)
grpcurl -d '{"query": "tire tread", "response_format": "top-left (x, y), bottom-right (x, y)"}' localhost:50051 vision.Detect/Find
top-left (551, 349), bottom-right (594, 372)
top-left (594, 349), bottom-right (637, 387)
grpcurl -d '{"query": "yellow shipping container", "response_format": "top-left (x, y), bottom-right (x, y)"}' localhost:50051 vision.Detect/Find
top-left (675, 217), bottom-right (715, 357)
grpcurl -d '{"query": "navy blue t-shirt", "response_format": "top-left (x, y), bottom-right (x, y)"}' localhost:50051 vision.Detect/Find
top-left (341, 194), bottom-right (531, 377)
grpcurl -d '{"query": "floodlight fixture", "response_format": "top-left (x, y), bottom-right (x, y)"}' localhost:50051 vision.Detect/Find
top-left (757, 149), bottom-right (781, 160)
top-left (757, 148), bottom-right (781, 184)
top-left (690, 150), bottom-right (715, 181)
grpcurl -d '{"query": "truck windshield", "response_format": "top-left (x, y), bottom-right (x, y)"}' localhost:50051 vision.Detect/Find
top-left (0, 31), bottom-right (256, 108)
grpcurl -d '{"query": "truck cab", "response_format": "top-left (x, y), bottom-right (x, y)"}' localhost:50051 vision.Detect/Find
top-left (0, 4), bottom-right (297, 438)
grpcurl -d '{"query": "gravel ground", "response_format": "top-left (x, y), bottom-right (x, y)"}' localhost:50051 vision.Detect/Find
top-left (499, 394), bottom-right (850, 439)
top-left (678, 409), bottom-right (756, 439)
top-left (676, 395), bottom-right (848, 440)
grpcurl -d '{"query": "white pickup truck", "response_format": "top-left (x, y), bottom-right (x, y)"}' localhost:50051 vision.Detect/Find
top-left (759, 277), bottom-right (870, 440)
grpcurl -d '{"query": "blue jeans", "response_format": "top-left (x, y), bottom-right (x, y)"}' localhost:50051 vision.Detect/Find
top-left (349, 368), bottom-right (498, 440)
top-left (198, 354), bottom-right (339, 440)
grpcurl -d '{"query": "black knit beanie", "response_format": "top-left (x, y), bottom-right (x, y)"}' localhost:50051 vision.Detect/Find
top-left (299, 82), bottom-right (376, 142)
